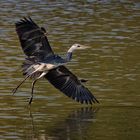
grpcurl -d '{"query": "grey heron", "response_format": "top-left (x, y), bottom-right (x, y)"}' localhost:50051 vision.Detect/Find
top-left (12, 17), bottom-right (99, 105)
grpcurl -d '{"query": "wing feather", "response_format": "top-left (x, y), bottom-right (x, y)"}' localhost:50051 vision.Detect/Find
top-left (45, 66), bottom-right (99, 104)
top-left (15, 17), bottom-right (54, 59)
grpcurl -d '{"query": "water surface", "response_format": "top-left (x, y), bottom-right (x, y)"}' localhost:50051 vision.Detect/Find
top-left (0, 0), bottom-right (140, 140)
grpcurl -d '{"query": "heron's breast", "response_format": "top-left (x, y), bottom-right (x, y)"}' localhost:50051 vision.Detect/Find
top-left (32, 63), bottom-right (56, 72)
top-left (45, 63), bottom-right (56, 70)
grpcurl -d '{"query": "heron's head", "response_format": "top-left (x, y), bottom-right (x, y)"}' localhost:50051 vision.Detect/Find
top-left (68, 44), bottom-right (89, 53)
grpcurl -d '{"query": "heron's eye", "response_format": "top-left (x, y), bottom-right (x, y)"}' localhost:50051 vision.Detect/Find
top-left (77, 45), bottom-right (80, 47)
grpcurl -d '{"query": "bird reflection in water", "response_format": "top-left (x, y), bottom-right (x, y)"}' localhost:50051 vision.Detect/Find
top-left (27, 107), bottom-right (99, 140)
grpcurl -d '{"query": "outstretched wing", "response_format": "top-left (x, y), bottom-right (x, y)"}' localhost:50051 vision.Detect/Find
top-left (45, 66), bottom-right (99, 104)
top-left (15, 17), bottom-right (54, 59)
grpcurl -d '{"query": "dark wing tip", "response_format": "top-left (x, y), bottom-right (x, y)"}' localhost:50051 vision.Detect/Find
top-left (76, 86), bottom-right (99, 105)
top-left (15, 16), bottom-right (37, 27)
top-left (60, 81), bottom-right (99, 105)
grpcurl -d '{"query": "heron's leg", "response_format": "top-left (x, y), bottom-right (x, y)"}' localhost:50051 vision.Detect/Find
top-left (28, 72), bottom-right (47, 104)
top-left (12, 75), bottom-right (30, 95)
top-left (29, 79), bottom-right (37, 104)
top-left (12, 66), bottom-right (43, 95)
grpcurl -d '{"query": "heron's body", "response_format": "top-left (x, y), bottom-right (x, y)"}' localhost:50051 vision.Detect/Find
top-left (24, 56), bottom-right (65, 75)
top-left (12, 17), bottom-right (99, 105)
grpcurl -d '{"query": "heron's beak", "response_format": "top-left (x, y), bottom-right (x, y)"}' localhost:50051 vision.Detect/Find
top-left (77, 44), bottom-right (90, 50)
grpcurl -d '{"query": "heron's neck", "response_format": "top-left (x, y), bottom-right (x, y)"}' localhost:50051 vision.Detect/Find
top-left (66, 52), bottom-right (72, 62)
top-left (65, 46), bottom-right (76, 62)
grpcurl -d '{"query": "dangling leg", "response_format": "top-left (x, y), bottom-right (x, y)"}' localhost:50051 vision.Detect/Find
top-left (12, 75), bottom-right (30, 95)
top-left (29, 79), bottom-right (37, 104)
top-left (12, 65), bottom-right (44, 95)
top-left (28, 72), bottom-right (47, 104)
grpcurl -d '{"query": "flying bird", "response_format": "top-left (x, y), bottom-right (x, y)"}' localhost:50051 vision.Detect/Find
top-left (12, 17), bottom-right (99, 105)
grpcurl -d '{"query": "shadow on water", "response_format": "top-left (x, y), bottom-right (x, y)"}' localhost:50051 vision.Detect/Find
top-left (28, 107), bottom-right (99, 140)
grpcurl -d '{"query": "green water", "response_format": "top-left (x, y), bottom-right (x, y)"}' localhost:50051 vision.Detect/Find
top-left (0, 0), bottom-right (140, 139)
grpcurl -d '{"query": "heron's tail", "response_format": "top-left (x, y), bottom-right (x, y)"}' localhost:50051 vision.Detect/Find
top-left (22, 58), bottom-right (41, 78)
